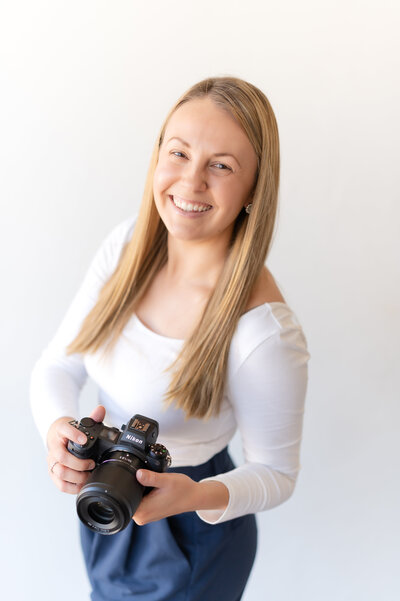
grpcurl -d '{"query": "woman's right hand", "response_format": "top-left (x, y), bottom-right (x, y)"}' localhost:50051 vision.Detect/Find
top-left (46, 405), bottom-right (106, 494)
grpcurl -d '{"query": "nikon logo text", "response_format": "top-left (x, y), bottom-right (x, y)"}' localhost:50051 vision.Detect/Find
top-left (126, 433), bottom-right (143, 446)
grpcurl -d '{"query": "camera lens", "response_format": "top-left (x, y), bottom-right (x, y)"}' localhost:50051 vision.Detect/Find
top-left (87, 502), bottom-right (115, 525)
top-left (76, 452), bottom-right (145, 535)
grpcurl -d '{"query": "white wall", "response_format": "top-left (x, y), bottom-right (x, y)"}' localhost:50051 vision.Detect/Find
top-left (1, 1), bottom-right (399, 599)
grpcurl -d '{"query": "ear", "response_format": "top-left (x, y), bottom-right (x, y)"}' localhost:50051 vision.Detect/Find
top-left (244, 188), bottom-right (255, 207)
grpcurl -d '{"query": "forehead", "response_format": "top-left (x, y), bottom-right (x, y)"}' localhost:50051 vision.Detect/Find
top-left (163, 97), bottom-right (254, 155)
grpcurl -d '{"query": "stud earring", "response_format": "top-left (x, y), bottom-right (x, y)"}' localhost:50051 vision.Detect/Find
top-left (245, 203), bottom-right (253, 215)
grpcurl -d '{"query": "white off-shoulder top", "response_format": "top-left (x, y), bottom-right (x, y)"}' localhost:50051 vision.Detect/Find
top-left (30, 216), bottom-right (310, 524)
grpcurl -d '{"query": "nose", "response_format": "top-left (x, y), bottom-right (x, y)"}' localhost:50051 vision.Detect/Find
top-left (180, 160), bottom-right (208, 193)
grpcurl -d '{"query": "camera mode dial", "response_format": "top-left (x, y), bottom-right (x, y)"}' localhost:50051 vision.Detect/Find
top-left (148, 443), bottom-right (172, 469)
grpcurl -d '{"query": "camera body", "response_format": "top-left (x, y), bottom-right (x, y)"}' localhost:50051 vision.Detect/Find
top-left (68, 414), bottom-right (171, 472)
top-left (68, 414), bottom-right (171, 535)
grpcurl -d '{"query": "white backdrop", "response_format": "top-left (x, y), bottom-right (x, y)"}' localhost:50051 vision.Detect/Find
top-left (1, 1), bottom-right (399, 600)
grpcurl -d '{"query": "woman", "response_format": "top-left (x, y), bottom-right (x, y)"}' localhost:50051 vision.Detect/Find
top-left (31, 76), bottom-right (309, 601)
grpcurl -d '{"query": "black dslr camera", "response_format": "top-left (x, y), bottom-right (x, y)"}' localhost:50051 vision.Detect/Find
top-left (67, 414), bottom-right (171, 535)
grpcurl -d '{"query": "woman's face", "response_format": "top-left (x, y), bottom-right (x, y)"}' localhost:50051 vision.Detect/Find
top-left (153, 97), bottom-right (258, 246)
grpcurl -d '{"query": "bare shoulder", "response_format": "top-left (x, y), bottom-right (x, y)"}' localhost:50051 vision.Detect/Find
top-left (245, 266), bottom-right (285, 312)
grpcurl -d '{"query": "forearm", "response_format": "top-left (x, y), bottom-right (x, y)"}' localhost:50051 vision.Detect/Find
top-left (196, 463), bottom-right (297, 524)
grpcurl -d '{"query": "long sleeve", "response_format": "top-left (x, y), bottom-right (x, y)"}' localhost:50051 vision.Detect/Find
top-left (196, 304), bottom-right (309, 523)
top-left (30, 217), bottom-right (135, 445)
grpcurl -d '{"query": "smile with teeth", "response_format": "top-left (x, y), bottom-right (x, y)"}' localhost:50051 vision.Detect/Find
top-left (170, 195), bottom-right (212, 213)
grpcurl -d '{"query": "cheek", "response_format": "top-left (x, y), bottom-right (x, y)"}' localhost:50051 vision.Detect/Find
top-left (216, 181), bottom-right (247, 212)
top-left (153, 163), bottom-right (177, 195)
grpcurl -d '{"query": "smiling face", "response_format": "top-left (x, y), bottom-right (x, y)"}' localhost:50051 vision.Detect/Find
top-left (153, 97), bottom-right (258, 247)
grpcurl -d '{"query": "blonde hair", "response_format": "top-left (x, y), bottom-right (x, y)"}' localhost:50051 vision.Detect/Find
top-left (67, 76), bottom-right (280, 419)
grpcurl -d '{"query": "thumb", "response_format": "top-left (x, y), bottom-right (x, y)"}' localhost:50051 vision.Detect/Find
top-left (89, 404), bottom-right (106, 423)
top-left (136, 469), bottom-right (165, 488)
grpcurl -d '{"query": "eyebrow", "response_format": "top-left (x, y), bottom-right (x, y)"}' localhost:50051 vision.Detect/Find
top-left (167, 136), bottom-right (241, 167)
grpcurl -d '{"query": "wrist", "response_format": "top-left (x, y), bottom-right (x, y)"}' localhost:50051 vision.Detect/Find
top-left (193, 480), bottom-right (229, 513)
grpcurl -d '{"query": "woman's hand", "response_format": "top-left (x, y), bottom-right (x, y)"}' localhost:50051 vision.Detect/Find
top-left (133, 469), bottom-right (229, 525)
top-left (46, 405), bottom-right (106, 494)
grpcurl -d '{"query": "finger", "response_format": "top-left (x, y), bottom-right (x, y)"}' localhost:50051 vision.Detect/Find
top-left (48, 449), bottom-right (95, 472)
top-left (132, 489), bottom-right (170, 525)
top-left (89, 404), bottom-right (106, 423)
top-left (51, 474), bottom-right (83, 495)
top-left (56, 420), bottom-right (88, 446)
top-left (51, 463), bottom-right (91, 486)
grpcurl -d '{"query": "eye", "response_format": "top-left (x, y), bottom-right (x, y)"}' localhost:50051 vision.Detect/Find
top-left (212, 163), bottom-right (232, 171)
top-left (171, 151), bottom-right (187, 159)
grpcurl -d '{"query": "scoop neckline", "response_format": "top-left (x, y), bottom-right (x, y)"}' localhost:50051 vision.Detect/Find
top-left (133, 301), bottom-right (289, 343)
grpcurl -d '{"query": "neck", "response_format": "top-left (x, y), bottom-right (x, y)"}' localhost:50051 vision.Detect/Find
top-left (165, 234), bottom-right (230, 288)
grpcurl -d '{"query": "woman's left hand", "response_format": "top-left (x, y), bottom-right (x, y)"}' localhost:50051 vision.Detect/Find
top-left (134, 469), bottom-right (230, 525)
top-left (133, 470), bottom-right (200, 525)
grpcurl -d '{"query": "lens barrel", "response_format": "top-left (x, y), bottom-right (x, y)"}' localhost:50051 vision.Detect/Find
top-left (76, 452), bottom-right (145, 535)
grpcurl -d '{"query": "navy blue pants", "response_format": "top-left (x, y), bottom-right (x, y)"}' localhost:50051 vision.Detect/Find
top-left (80, 447), bottom-right (257, 601)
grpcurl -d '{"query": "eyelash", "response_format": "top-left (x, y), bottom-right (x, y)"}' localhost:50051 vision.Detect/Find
top-left (171, 151), bottom-right (232, 171)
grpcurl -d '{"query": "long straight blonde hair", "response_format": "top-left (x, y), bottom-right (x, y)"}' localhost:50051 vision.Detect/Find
top-left (67, 76), bottom-right (280, 419)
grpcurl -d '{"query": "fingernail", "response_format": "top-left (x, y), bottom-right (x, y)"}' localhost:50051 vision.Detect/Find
top-left (137, 470), bottom-right (143, 479)
top-left (89, 462), bottom-right (96, 470)
top-left (78, 435), bottom-right (86, 444)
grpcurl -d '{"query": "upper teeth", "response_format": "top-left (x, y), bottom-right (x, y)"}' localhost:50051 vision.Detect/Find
top-left (172, 196), bottom-right (211, 213)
